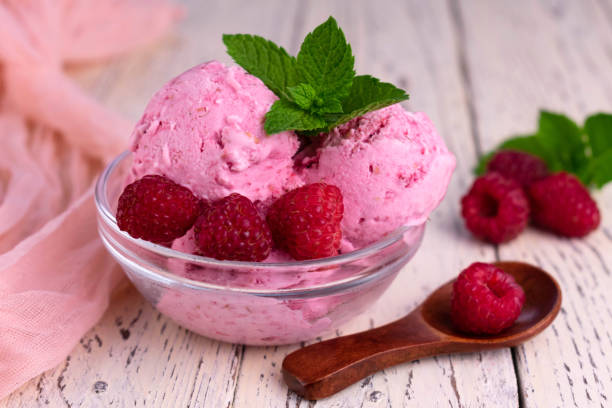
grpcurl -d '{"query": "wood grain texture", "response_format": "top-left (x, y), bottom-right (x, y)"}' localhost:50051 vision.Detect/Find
top-left (456, 0), bottom-right (612, 407)
top-left (2, 0), bottom-right (612, 406)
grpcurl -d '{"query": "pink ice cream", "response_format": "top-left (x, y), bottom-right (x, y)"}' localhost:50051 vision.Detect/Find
top-left (129, 61), bottom-right (300, 203)
top-left (154, 224), bottom-right (426, 345)
top-left (128, 62), bottom-right (454, 257)
top-left (300, 104), bottom-right (455, 251)
top-left (121, 61), bottom-right (453, 345)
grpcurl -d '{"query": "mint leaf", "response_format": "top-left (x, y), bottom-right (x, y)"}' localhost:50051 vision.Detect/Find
top-left (536, 111), bottom-right (588, 173)
top-left (223, 34), bottom-right (298, 100)
top-left (224, 17), bottom-right (410, 137)
top-left (586, 149), bottom-right (612, 188)
top-left (584, 113), bottom-right (612, 157)
top-left (325, 75), bottom-right (409, 129)
top-left (264, 99), bottom-right (326, 134)
top-left (287, 83), bottom-right (343, 115)
top-left (296, 17), bottom-right (355, 101)
top-left (314, 97), bottom-right (343, 114)
top-left (287, 83), bottom-right (317, 110)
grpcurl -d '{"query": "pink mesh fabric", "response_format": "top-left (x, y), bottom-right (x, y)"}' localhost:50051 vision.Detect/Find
top-left (0, 0), bottom-right (182, 398)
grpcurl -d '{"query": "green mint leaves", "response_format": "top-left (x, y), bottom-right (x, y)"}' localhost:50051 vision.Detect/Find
top-left (476, 111), bottom-right (612, 189)
top-left (327, 75), bottom-right (410, 128)
top-left (221, 34), bottom-right (298, 101)
top-left (223, 17), bottom-right (409, 135)
top-left (297, 17), bottom-right (354, 102)
top-left (264, 99), bottom-right (327, 134)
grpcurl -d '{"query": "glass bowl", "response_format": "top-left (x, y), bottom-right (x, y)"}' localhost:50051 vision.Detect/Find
top-left (95, 152), bottom-right (426, 345)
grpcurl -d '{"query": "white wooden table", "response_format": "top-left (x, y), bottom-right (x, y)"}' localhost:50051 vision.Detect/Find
top-left (3, 1), bottom-right (612, 406)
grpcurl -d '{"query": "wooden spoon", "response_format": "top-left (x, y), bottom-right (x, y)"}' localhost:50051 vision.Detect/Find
top-left (282, 261), bottom-right (562, 400)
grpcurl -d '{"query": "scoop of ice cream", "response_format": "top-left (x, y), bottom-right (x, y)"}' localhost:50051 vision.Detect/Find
top-left (300, 104), bottom-right (455, 250)
top-left (129, 61), bottom-right (300, 203)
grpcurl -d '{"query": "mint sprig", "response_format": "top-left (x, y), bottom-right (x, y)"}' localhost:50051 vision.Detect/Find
top-left (223, 17), bottom-right (409, 135)
top-left (475, 111), bottom-right (612, 189)
top-left (265, 99), bottom-right (327, 134)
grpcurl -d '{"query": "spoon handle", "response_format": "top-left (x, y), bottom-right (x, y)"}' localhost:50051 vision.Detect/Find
top-left (282, 310), bottom-right (447, 400)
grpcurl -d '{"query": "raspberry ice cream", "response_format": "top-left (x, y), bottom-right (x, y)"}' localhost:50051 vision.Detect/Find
top-left (129, 61), bottom-right (300, 203)
top-left (153, 223), bottom-right (426, 345)
top-left (126, 62), bottom-right (455, 259)
top-left (300, 104), bottom-right (455, 250)
top-left (115, 58), bottom-right (454, 344)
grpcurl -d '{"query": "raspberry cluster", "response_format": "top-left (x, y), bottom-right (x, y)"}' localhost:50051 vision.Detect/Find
top-left (117, 175), bottom-right (344, 261)
top-left (461, 150), bottom-right (600, 243)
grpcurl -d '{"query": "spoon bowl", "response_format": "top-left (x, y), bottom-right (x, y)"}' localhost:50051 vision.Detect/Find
top-left (422, 261), bottom-right (561, 345)
top-left (282, 261), bottom-right (562, 400)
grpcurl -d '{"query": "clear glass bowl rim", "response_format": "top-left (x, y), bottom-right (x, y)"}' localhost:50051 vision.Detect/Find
top-left (95, 151), bottom-right (424, 296)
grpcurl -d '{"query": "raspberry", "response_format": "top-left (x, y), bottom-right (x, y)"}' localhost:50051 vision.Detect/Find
top-left (528, 172), bottom-right (600, 237)
top-left (117, 175), bottom-right (201, 244)
top-left (194, 193), bottom-right (272, 261)
top-left (267, 183), bottom-right (343, 260)
top-left (451, 262), bottom-right (525, 335)
top-left (461, 172), bottom-right (529, 243)
top-left (486, 150), bottom-right (549, 187)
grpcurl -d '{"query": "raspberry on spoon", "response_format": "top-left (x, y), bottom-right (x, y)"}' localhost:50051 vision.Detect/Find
top-left (451, 262), bottom-right (526, 335)
top-left (195, 193), bottom-right (272, 261)
top-left (461, 172), bottom-right (530, 244)
top-left (267, 183), bottom-right (344, 260)
top-left (117, 175), bottom-right (201, 244)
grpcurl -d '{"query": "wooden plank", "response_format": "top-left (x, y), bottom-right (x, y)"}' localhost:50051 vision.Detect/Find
top-left (231, 1), bottom-right (519, 407)
top-left (456, 0), bottom-right (612, 406)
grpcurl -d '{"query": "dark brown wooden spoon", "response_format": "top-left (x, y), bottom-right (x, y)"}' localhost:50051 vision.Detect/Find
top-left (282, 261), bottom-right (562, 400)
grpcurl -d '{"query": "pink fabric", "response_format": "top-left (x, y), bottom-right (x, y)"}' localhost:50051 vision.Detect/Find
top-left (0, 0), bottom-right (182, 398)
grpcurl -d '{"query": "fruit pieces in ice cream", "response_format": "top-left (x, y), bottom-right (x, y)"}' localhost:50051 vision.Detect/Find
top-left (111, 13), bottom-right (457, 344)
top-left (129, 61), bottom-right (301, 204)
top-left (156, 224), bottom-right (426, 345)
top-left (267, 183), bottom-right (344, 260)
top-left (116, 174), bottom-right (201, 244)
top-left (125, 61), bottom-right (455, 259)
top-left (299, 104), bottom-right (455, 251)
top-left (156, 287), bottom-right (336, 345)
top-left (194, 193), bottom-right (272, 261)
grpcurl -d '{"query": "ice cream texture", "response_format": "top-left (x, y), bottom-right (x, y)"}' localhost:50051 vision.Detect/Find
top-left (300, 104), bottom-right (456, 250)
top-left (129, 61), bottom-right (300, 203)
